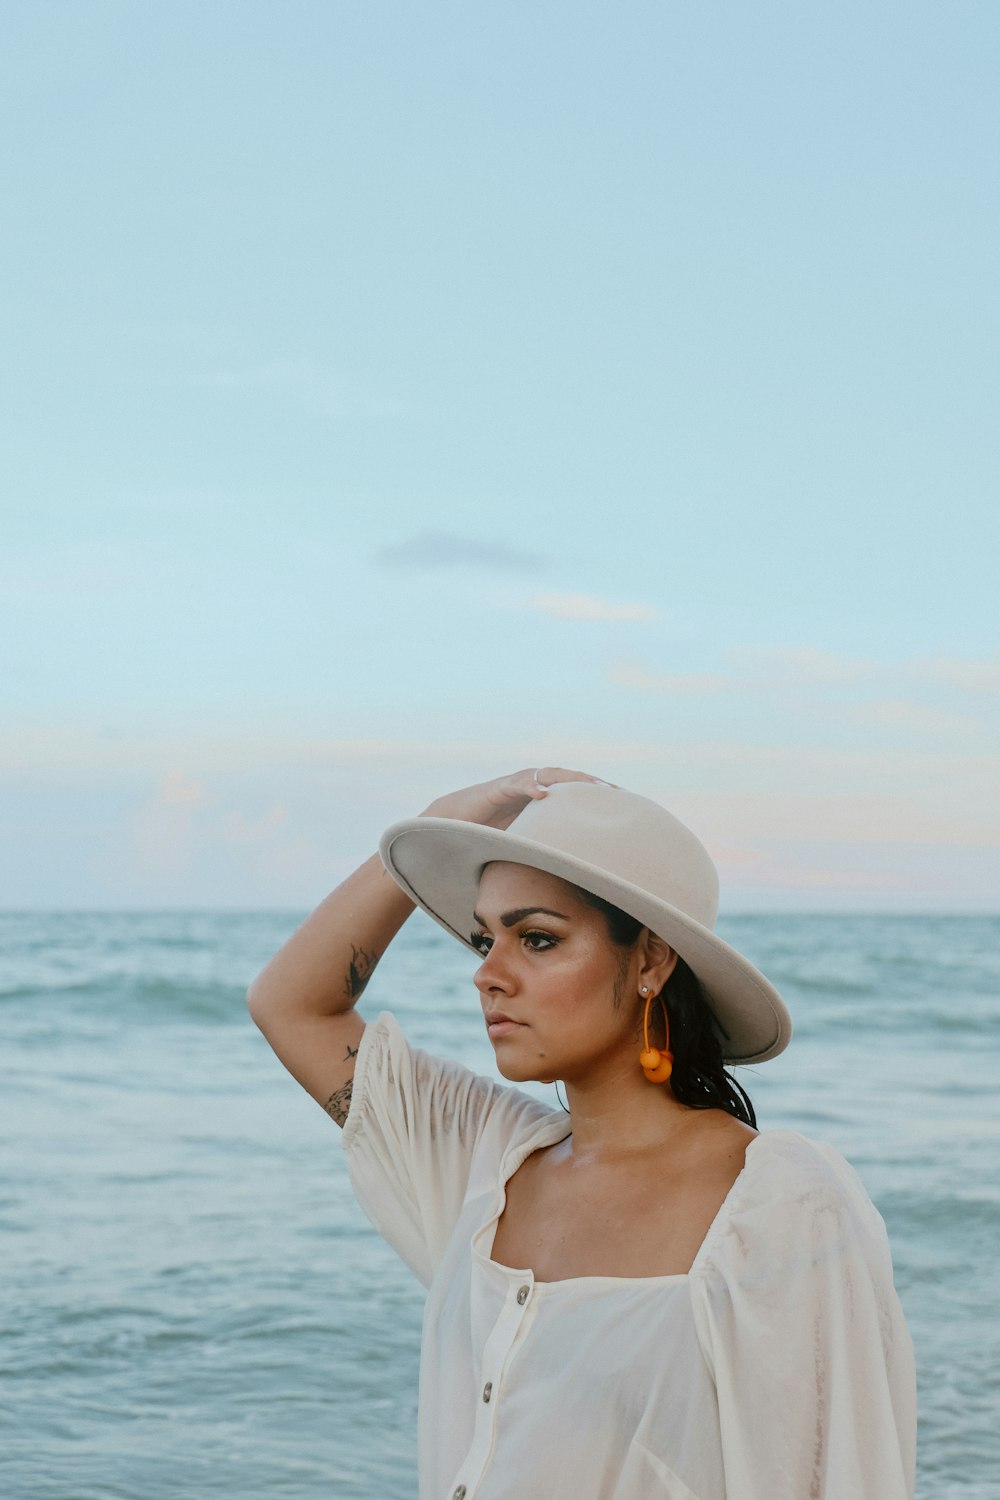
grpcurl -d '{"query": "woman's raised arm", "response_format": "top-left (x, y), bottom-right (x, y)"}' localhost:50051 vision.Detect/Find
top-left (246, 852), bottom-right (415, 1124)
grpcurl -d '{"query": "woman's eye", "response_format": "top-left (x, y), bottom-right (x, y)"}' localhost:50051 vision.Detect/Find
top-left (470, 930), bottom-right (556, 953)
top-left (523, 930), bottom-right (557, 951)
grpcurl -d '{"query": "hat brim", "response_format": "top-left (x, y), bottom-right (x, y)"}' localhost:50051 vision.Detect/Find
top-left (379, 816), bottom-right (791, 1065)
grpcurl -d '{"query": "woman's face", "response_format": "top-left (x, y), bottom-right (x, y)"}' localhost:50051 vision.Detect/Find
top-left (471, 861), bottom-right (659, 1085)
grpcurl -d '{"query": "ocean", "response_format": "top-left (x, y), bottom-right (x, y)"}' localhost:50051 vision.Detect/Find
top-left (2, 910), bottom-right (998, 1499)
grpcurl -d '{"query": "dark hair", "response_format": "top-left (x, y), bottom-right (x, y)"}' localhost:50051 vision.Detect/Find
top-left (575, 886), bottom-right (757, 1128)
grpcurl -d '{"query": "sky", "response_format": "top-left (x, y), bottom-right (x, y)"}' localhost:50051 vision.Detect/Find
top-left (2, 0), bottom-right (998, 911)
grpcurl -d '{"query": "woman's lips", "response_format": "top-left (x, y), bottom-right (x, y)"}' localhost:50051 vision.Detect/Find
top-left (486, 1019), bottom-right (525, 1039)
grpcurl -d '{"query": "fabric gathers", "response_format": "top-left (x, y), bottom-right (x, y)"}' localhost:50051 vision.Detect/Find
top-left (341, 1011), bottom-right (917, 1500)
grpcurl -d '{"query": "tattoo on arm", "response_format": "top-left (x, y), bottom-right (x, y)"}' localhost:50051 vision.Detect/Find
top-left (344, 1043), bottom-right (359, 1060)
top-left (345, 944), bottom-right (377, 1000)
top-left (324, 1080), bottom-right (353, 1127)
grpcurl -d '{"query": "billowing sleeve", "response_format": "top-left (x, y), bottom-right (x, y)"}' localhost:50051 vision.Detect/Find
top-left (340, 1011), bottom-right (535, 1288)
top-left (690, 1131), bottom-right (916, 1500)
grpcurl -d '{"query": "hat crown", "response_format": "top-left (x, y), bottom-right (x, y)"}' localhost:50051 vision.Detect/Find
top-left (502, 782), bottom-right (719, 931)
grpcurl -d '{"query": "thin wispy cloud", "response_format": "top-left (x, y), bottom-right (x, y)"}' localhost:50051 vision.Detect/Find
top-left (909, 657), bottom-right (1000, 693)
top-left (605, 649), bottom-right (873, 697)
top-left (607, 662), bottom-right (728, 693)
top-left (677, 786), bottom-right (1000, 847)
top-left (197, 359), bottom-right (307, 390)
top-left (375, 530), bottom-right (542, 573)
top-left (608, 648), bottom-right (1000, 709)
top-left (732, 645), bottom-right (875, 685)
top-left (529, 593), bottom-right (658, 622)
top-left (840, 698), bottom-right (983, 737)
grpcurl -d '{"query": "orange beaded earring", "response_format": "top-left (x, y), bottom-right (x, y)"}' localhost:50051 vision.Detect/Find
top-left (639, 985), bottom-right (674, 1083)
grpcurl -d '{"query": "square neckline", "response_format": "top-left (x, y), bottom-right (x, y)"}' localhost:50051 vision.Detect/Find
top-left (477, 1116), bottom-right (768, 1289)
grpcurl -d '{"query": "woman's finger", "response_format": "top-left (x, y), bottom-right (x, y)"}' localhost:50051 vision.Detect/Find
top-left (531, 766), bottom-right (616, 789)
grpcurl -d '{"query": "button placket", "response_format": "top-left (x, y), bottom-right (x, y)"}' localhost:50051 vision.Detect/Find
top-left (454, 1270), bottom-right (538, 1499)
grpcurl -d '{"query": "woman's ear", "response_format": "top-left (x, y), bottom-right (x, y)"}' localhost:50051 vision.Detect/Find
top-left (639, 932), bottom-right (679, 995)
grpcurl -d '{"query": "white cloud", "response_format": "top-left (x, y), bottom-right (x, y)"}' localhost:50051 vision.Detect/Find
top-left (909, 656), bottom-right (1000, 693)
top-left (529, 593), bottom-right (658, 622)
top-left (607, 645), bottom-right (876, 696)
top-left (731, 645), bottom-right (875, 685)
top-left (606, 647), bottom-right (1000, 734)
top-left (198, 359), bottom-right (309, 389)
top-left (674, 788), bottom-right (1000, 848)
top-left (840, 698), bottom-right (983, 737)
top-left (607, 661), bottom-right (730, 693)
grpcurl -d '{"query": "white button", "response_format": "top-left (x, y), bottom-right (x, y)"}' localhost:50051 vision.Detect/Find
top-left (482, 1381), bottom-right (493, 1402)
top-left (516, 1284), bottom-right (530, 1305)
top-left (453, 1488), bottom-right (467, 1500)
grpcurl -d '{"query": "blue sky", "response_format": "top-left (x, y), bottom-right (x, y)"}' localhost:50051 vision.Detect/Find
top-left (3, 1), bottom-right (998, 910)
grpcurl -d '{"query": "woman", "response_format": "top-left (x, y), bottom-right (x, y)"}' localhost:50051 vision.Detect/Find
top-left (248, 767), bottom-right (916, 1500)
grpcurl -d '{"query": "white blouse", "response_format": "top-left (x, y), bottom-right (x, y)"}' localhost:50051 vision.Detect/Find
top-left (341, 1012), bottom-right (916, 1500)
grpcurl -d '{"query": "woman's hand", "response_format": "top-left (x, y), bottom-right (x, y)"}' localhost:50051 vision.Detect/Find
top-left (421, 767), bottom-right (614, 830)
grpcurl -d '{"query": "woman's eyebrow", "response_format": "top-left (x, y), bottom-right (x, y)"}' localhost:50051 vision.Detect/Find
top-left (471, 906), bottom-right (570, 928)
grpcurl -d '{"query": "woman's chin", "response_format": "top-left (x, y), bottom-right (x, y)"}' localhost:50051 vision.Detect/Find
top-left (494, 1055), bottom-right (557, 1085)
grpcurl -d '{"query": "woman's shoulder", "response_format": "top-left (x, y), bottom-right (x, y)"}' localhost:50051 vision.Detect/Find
top-left (742, 1128), bottom-right (882, 1219)
top-left (746, 1125), bottom-right (848, 1169)
top-left (692, 1127), bottom-right (890, 1281)
top-left (738, 1126), bottom-right (867, 1186)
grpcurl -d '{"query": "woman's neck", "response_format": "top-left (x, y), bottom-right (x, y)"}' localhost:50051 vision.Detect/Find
top-left (561, 1056), bottom-right (700, 1162)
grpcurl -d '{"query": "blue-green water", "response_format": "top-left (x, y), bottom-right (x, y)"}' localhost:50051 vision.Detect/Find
top-left (2, 911), bottom-right (998, 1499)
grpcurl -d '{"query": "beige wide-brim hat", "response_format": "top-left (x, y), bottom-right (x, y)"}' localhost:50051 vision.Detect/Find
top-left (379, 780), bottom-right (791, 1065)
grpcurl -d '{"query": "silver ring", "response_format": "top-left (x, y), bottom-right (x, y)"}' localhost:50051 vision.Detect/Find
top-left (533, 767), bottom-right (544, 785)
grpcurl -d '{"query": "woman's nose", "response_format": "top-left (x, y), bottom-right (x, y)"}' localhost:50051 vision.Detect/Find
top-left (473, 948), bottom-right (512, 994)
